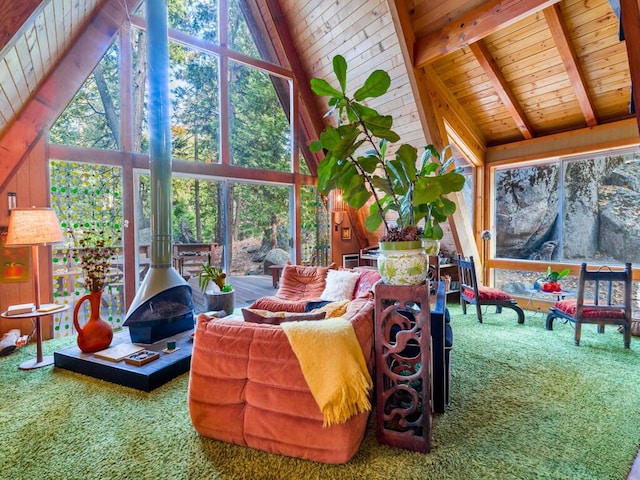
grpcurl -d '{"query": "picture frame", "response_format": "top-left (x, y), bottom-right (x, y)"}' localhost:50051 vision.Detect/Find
top-left (341, 226), bottom-right (351, 241)
top-left (0, 227), bottom-right (31, 283)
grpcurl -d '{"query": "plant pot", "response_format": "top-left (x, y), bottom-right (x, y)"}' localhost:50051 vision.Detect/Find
top-left (542, 281), bottom-right (561, 292)
top-left (204, 289), bottom-right (235, 316)
top-left (377, 240), bottom-right (428, 286)
top-left (421, 238), bottom-right (441, 256)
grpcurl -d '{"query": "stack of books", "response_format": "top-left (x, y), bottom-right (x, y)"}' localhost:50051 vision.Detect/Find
top-left (5, 303), bottom-right (35, 316)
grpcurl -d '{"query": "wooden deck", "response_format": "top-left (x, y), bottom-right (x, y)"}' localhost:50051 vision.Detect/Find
top-left (186, 274), bottom-right (277, 313)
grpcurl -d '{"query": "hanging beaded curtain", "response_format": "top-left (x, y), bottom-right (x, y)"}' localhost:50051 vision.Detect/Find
top-left (49, 160), bottom-right (124, 338)
top-left (301, 186), bottom-right (330, 266)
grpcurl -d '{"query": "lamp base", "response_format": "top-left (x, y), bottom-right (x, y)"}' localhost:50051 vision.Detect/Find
top-left (19, 355), bottom-right (54, 370)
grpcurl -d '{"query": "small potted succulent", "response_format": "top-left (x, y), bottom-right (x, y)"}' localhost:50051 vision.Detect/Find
top-left (199, 255), bottom-right (234, 315)
top-left (534, 266), bottom-right (570, 292)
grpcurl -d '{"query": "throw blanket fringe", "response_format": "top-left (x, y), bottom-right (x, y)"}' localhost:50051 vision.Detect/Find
top-left (282, 317), bottom-right (372, 427)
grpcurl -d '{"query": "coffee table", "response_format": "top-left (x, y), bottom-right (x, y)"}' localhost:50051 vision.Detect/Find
top-left (54, 327), bottom-right (193, 391)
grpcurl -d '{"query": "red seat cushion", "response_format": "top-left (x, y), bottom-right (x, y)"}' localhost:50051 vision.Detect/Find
top-left (554, 299), bottom-right (626, 319)
top-left (463, 286), bottom-right (514, 301)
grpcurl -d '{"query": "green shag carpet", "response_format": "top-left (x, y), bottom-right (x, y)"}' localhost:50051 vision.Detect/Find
top-left (1, 305), bottom-right (639, 480)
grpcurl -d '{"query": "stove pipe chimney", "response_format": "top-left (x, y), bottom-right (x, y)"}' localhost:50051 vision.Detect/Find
top-left (124, 0), bottom-right (193, 343)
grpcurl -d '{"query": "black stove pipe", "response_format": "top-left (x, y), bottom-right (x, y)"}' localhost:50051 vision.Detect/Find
top-left (124, 0), bottom-right (192, 334)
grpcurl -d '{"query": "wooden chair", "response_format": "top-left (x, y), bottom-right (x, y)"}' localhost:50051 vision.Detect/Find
top-left (546, 263), bottom-right (632, 348)
top-left (457, 255), bottom-right (525, 324)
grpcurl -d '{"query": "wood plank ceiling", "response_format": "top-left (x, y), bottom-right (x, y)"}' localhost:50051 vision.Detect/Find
top-left (0, 0), bottom-right (638, 190)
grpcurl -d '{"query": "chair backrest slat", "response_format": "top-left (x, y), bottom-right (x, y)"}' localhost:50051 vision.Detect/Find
top-left (577, 262), bottom-right (632, 313)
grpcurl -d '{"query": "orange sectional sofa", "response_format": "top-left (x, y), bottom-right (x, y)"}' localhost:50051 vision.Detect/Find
top-left (187, 264), bottom-right (380, 464)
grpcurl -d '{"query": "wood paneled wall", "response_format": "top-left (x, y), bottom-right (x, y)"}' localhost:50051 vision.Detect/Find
top-left (279, 0), bottom-right (427, 153)
top-left (0, 137), bottom-right (56, 339)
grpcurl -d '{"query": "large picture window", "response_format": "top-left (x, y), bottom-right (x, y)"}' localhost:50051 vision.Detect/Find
top-left (494, 148), bottom-right (640, 266)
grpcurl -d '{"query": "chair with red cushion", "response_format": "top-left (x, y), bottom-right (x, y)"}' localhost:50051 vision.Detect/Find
top-left (457, 255), bottom-right (525, 324)
top-left (546, 262), bottom-right (632, 348)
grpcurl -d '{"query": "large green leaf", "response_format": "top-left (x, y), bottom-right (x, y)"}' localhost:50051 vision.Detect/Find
top-left (309, 140), bottom-right (323, 153)
top-left (386, 159), bottom-right (411, 194)
top-left (395, 144), bottom-right (418, 179)
top-left (323, 126), bottom-right (360, 159)
top-left (354, 70), bottom-right (390, 101)
top-left (370, 174), bottom-right (395, 196)
top-left (316, 156), bottom-right (340, 193)
top-left (310, 78), bottom-right (342, 98)
top-left (333, 55), bottom-right (347, 93)
top-left (437, 197), bottom-right (457, 216)
top-left (365, 206), bottom-right (385, 232)
top-left (343, 181), bottom-right (371, 209)
top-left (413, 179), bottom-right (442, 204)
top-left (358, 118), bottom-right (400, 143)
top-left (351, 102), bottom-right (380, 119)
top-left (357, 154), bottom-right (381, 174)
top-left (437, 171), bottom-right (466, 194)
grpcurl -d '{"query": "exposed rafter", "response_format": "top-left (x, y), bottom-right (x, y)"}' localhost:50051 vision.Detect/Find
top-left (620, 0), bottom-right (640, 135)
top-left (0, 0), bottom-right (143, 190)
top-left (544, 4), bottom-right (598, 127)
top-left (262, 0), bottom-right (325, 175)
top-left (469, 40), bottom-right (534, 140)
top-left (413, 0), bottom-right (561, 68)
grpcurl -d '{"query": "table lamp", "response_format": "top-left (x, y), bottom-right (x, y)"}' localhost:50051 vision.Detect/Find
top-left (5, 207), bottom-right (64, 369)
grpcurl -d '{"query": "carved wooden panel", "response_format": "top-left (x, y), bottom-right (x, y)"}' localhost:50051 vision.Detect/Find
top-left (374, 283), bottom-right (432, 453)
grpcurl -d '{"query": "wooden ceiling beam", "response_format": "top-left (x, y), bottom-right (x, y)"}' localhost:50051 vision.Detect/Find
top-left (469, 40), bottom-right (534, 139)
top-left (544, 4), bottom-right (598, 127)
top-left (388, 0), bottom-right (481, 265)
top-left (262, 0), bottom-right (325, 175)
top-left (0, 0), bottom-right (43, 53)
top-left (414, 0), bottom-right (561, 68)
top-left (423, 64), bottom-right (486, 166)
top-left (0, 0), bottom-right (143, 190)
top-left (620, 0), bottom-right (640, 136)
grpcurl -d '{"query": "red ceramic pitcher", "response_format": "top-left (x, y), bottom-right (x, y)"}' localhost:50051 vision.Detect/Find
top-left (73, 291), bottom-right (113, 353)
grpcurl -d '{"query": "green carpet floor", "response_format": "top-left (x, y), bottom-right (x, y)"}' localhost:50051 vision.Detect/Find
top-left (1, 304), bottom-right (639, 480)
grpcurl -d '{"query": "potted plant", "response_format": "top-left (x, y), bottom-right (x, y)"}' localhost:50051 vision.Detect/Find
top-left (534, 266), bottom-right (570, 292)
top-left (70, 230), bottom-right (118, 352)
top-left (310, 55), bottom-right (465, 285)
top-left (199, 255), bottom-right (234, 315)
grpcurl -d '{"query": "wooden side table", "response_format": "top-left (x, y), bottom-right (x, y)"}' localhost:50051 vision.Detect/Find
top-left (374, 282), bottom-right (432, 453)
top-left (0, 304), bottom-right (69, 370)
top-left (269, 264), bottom-right (284, 288)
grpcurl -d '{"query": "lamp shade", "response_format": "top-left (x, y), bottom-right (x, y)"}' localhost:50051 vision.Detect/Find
top-left (5, 207), bottom-right (64, 246)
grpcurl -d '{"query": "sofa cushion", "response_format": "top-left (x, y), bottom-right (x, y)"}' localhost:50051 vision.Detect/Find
top-left (353, 269), bottom-right (381, 298)
top-left (309, 300), bottom-right (350, 318)
top-left (320, 269), bottom-right (361, 301)
top-left (248, 297), bottom-right (310, 313)
top-left (241, 308), bottom-right (326, 325)
top-left (276, 263), bottom-right (333, 301)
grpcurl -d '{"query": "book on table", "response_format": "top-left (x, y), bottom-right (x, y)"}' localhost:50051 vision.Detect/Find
top-left (5, 303), bottom-right (35, 316)
top-left (94, 343), bottom-right (145, 362)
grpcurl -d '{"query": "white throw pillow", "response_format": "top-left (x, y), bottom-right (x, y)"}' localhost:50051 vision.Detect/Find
top-left (320, 269), bottom-right (360, 302)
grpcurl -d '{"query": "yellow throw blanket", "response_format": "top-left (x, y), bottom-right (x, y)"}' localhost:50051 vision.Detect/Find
top-left (282, 317), bottom-right (373, 427)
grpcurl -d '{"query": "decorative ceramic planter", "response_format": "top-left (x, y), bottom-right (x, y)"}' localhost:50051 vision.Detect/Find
top-left (73, 290), bottom-right (113, 353)
top-left (377, 240), bottom-right (428, 286)
top-left (421, 238), bottom-right (441, 256)
top-left (542, 281), bottom-right (561, 292)
top-left (205, 290), bottom-right (235, 316)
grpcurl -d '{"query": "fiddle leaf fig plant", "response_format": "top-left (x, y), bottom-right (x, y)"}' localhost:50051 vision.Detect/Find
top-left (310, 54), bottom-right (465, 241)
